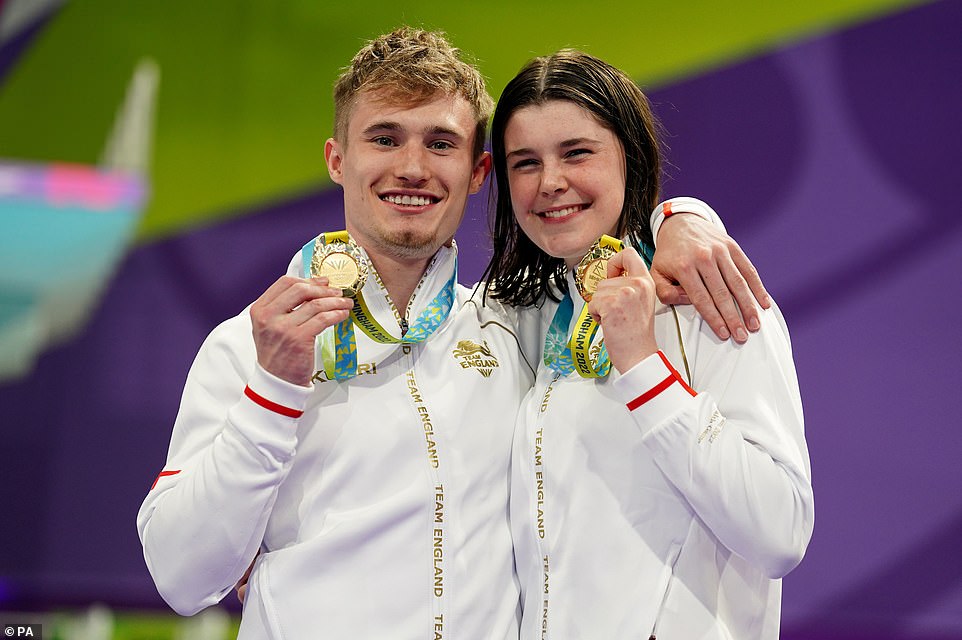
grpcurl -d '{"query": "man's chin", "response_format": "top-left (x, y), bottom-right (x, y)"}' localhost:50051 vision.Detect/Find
top-left (380, 231), bottom-right (441, 260)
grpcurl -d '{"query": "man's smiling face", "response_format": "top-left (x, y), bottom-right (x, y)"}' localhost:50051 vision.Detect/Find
top-left (325, 89), bottom-right (490, 263)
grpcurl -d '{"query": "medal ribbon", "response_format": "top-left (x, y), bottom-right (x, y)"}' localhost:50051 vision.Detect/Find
top-left (543, 236), bottom-right (654, 378)
top-left (302, 231), bottom-right (457, 380)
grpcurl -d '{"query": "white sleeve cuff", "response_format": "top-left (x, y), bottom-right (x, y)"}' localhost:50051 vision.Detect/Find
top-left (247, 362), bottom-right (313, 412)
top-left (227, 363), bottom-right (312, 463)
top-left (613, 350), bottom-right (697, 435)
top-left (649, 197), bottom-right (727, 247)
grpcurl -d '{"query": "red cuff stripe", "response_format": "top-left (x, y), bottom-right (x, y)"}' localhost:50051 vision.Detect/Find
top-left (663, 201), bottom-right (674, 217)
top-left (657, 351), bottom-right (697, 397)
top-left (151, 470), bottom-right (181, 490)
top-left (244, 385), bottom-right (304, 418)
top-left (627, 373), bottom-right (676, 411)
top-left (626, 351), bottom-right (698, 411)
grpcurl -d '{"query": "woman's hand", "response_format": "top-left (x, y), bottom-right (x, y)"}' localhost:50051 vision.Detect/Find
top-left (588, 248), bottom-right (659, 374)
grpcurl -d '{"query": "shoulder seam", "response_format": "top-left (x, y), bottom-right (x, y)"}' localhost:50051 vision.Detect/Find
top-left (465, 298), bottom-right (537, 377)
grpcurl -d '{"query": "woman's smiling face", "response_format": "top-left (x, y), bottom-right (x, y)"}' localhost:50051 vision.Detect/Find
top-left (503, 99), bottom-right (626, 267)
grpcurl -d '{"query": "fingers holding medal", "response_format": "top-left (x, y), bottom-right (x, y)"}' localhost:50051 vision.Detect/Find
top-left (582, 244), bottom-right (655, 324)
top-left (578, 237), bottom-right (658, 373)
top-left (250, 273), bottom-right (355, 386)
top-left (249, 235), bottom-right (368, 385)
top-left (603, 246), bottom-right (650, 281)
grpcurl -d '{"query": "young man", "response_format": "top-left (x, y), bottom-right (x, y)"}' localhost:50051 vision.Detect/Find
top-left (138, 27), bottom-right (769, 638)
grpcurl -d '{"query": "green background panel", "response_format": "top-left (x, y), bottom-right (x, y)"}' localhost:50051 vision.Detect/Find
top-left (0, 0), bottom-right (928, 241)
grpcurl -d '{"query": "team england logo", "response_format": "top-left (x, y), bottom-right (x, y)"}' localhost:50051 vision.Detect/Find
top-left (452, 340), bottom-right (500, 378)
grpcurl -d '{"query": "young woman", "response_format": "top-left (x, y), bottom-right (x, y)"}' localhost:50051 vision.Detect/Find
top-left (482, 50), bottom-right (814, 639)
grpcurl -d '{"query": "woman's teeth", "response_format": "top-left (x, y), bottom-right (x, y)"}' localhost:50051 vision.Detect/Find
top-left (541, 205), bottom-right (583, 218)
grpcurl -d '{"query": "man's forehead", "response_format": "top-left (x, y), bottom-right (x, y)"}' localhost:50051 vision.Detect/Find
top-left (347, 88), bottom-right (476, 135)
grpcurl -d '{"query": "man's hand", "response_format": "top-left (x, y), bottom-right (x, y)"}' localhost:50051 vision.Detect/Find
top-left (589, 248), bottom-right (659, 374)
top-left (650, 214), bottom-right (770, 343)
top-left (250, 276), bottom-right (354, 386)
top-left (235, 553), bottom-right (258, 604)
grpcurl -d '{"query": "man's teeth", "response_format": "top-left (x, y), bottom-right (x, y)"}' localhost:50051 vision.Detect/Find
top-left (541, 206), bottom-right (582, 218)
top-left (383, 194), bottom-right (434, 206)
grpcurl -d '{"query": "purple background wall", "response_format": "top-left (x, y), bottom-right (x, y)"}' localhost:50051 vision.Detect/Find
top-left (654, 3), bottom-right (962, 636)
top-left (1, 1), bottom-right (960, 636)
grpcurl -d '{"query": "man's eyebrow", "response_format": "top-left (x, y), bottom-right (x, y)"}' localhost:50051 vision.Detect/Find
top-left (361, 121), bottom-right (401, 135)
top-left (360, 123), bottom-right (467, 141)
top-left (427, 126), bottom-right (465, 139)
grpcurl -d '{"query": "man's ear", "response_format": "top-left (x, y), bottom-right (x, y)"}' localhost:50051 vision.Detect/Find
top-left (324, 138), bottom-right (344, 185)
top-left (469, 151), bottom-right (492, 194)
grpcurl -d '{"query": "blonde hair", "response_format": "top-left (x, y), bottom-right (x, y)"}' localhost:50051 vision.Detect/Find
top-left (333, 27), bottom-right (494, 158)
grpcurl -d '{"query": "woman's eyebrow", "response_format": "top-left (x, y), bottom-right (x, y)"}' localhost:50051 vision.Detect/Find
top-left (505, 146), bottom-right (534, 160)
top-left (559, 137), bottom-right (601, 148)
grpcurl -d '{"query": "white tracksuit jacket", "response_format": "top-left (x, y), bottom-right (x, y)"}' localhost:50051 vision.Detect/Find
top-left (137, 244), bottom-right (539, 639)
top-left (137, 197), bottom-right (784, 638)
top-left (509, 268), bottom-right (814, 640)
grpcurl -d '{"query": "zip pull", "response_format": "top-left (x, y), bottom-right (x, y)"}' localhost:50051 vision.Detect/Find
top-left (399, 317), bottom-right (409, 336)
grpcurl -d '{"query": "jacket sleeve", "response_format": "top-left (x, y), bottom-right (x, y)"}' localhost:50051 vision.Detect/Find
top-left (136, 312), bottom-right (310, 614)
top-left (649, 196), bottom-right (727, 245)
top-left (612, 303), bottom-right (814, 579)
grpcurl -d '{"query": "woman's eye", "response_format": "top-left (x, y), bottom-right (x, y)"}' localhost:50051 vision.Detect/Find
top-left (566, 148), bottom-right (591, 158)
top-left (511, 159), bottom-right (538, 170)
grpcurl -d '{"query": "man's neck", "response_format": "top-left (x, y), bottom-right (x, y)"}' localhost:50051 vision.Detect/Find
top-left (365, 250), bottom-right (435, 319)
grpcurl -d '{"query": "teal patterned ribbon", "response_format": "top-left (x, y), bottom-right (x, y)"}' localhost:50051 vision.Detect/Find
top-left (301, 235), bottom-right (457, 380)
top-left (543, 241), bottom-right (654, 377)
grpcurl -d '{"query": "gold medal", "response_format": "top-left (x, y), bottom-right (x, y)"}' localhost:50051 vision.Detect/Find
top-left (574, 236), bottom-right (622, 302)
top-left (311, 240), bottom-right (369, 297)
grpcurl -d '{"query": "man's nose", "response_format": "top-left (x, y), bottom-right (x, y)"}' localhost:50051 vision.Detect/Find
top-left (397, 144), bottom-right (430, 183)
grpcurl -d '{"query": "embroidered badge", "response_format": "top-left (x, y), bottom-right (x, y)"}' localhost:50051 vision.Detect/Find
top-left (452, 340), bottom-right (500, 378)
top-left (697, 408), bottom-right (727, 444)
